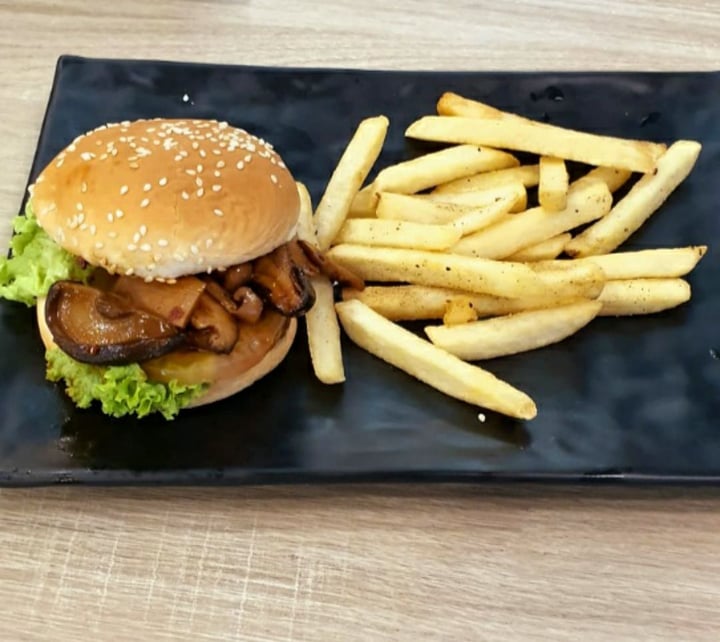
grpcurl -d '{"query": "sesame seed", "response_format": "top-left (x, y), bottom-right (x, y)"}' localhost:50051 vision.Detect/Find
top-left (195, 177), bottom-right (203, 187)
top-left (197, 188), bottom-right (204, 197)
top-left (125, 268), bottom-right (134, 276)
top-left (205, 239), bottom-right (213, 248)
top-left (213, 208), bottom-right (224, 217)
top-left (127, 244), bottom-right (137, 252)
top-left (244, 154), bottom-right (252, 163)
top-left (181, 191), bottom-right (190, 200)
top-left (140, 198), bottom-right (150, 208)
top-left (214, 170), bottom-right (221, 177)
top-left (80, 152), bottom-right (95, 161)
top-left (192, 142), bottom-right (199, 150)
top-left (212, 185), bottom-right (221, 192)
top-left (55, 159), bottom-right (64, 168)
top-left (270, 174), bottom-right (278, 184)
top-left (129, 162), bottom-right (139, 169)
top-left (157, 239), bottom-right (169, 247)
top-left (158, 177), bottom-right (168, 186)
top-left (77, 213), bottom-right (85, 224)
top-left (76, 203), bottom-right (84, 212)
top-left (95, 242), bottom-right (104, 250)
top-left (81, 182), bottom-right (87, 193)
top-left (197, 164), bottom-right (203, 173)
top-left (140, 225), bottom-right (147, 236)
top-left (120, 185), bottom-right (129, 195)
top-left (133, 233), bottom-right (140, 243)
top-left (143, 183), bottom-right (152, 192)
top-left (236, 161), bottom-right (245, 170)
top-left (89, 225), bottom-right (96, 236)
top-left (216, 160), bottom-right (225, 168)
top-left (174, 154), bottom-right (183, 162)
top-left (212, 149), bottom-right (221, 156)
top-left (278, 160), bottom-right (286, 169)
top-left (79, 223), bottom-right (88, 231)
top-left (107, 212), bottom-right (114, 222)
top-left (111, 148), bottom-right (118, 157)
top-left (115, 209), bottom-right (124, 218)
top-left (108, 231), bottom-right (118, 239)
top-left (199, 150), bottom-right (206, 158)
top-left (190, 244), bottom-right (199, 255)
top-left (67, 144), bottom-right (76, 152)
top-left (185, 169), bottom-right (196, 176)
top-left (140, 243), bottom-right (152, 252)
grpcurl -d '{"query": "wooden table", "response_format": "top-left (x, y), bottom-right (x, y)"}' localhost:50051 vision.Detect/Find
top-left (1, 2), bottom-right (719, 640)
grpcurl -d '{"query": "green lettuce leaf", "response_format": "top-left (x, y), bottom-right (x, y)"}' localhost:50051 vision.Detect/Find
top-left (46, 349), bottom-right (207, 420)
top-left (0, 201), bottom-right (93, 306)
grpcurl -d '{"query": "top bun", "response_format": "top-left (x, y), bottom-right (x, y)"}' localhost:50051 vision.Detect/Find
top-left (31, 119), bottom-right (300, 280)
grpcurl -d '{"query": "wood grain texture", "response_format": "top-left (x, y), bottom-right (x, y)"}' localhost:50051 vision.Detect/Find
top-left (0, 1), bottom-right (719, 640)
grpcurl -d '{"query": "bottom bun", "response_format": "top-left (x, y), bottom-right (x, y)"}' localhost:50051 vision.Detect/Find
top-left (36, 298), bottom-right (297, 409)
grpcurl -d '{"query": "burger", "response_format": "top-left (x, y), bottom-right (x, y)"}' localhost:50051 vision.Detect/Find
top-left (0, 118), bottom-right (360, 419)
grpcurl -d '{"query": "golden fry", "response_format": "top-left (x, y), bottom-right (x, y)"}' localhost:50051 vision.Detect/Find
top-left (425, 301), bottom-right (602, 360)
top-left (315, 116), bottom-right (389, 250)
top-left (565, 141), bottom-right (702, 257)
top-left (373, 144), bottom-right (518, 195)
top-left (341, 285), bottom-right (591, 322)
top-left (598, 279), bottom-right (691, 316)
top-left (327, 244), bottom-right (545, 298)
top-left (506, 233), bottom-right (571, 262)
top-left (335, 299), bottom-right (537, 419)
top-left (433, 164), bottom-right (540, 195)
top-left (334, 218), bottom-right (462, 251)
top-left (539, 156), bottom-right (569, 211)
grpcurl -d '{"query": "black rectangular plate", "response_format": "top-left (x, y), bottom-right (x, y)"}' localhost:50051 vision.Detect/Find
top-left (1, 55), bottom-right (719, 486)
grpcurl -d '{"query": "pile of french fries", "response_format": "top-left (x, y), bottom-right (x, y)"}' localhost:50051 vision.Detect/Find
top-left (298, 92), bottom-right (706, 421)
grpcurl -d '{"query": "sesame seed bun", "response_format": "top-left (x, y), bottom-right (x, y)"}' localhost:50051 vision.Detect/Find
top-left (36, 297), bottom-right (297, 408)
top-left (31, 119), bottom-right (300, 280)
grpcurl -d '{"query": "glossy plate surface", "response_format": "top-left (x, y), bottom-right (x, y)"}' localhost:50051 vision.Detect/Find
top-left (0, 56), bottom-right (718, 485)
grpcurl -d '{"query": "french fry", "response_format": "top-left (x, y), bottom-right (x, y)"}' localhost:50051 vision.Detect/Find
top-left (565, 141), bottom-right (702, 257)
top-left (334, 218), bottom-right (462, 251)
top-left (296, 182), bottom-right (345, 384)
top-left (449, 196), bottom-right (518, 236)
top-left (531, 261), bottom-right (606, 300)
top-left (347, 184), bottom-right (378, 218)
top-left (327, 244), bottom-right (545, 298)
top-left (342, 285), bottom-right (591, 322)
top-left (506, 233), bottom-right (571, 261)
top-left (433, 165), bottom-right (540, 195)
top-left (295, 182), bottom-right (317, 244)
top-left (423, 181), bottom-right (527, 212)
top-left (585, 166), bottom-right (633, 193)
top-left (373, 144), bottom-right (518, 196)
top-left (443, 296), bottom-right (479, 326)
top-left (597, 278), bottom-right (691, 316)
top-left (405, 116), bottom-right (667, 174)
top-left (437, 92), bottom-right (504, 118)
top-left (425, 300), bottom-right (602, 360)
top-left (315, 116), bottom-right (389, 250)
top-left (535, 246), bottom-right (707, 280)
top-left (376, 190), bottom-right (516, 226)
top-left (452, 178), bottom-right (611, 259)
top-left (335, 299), bottom-right (537, 420)
top-left (539, 156), bottom-right (569, 211)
